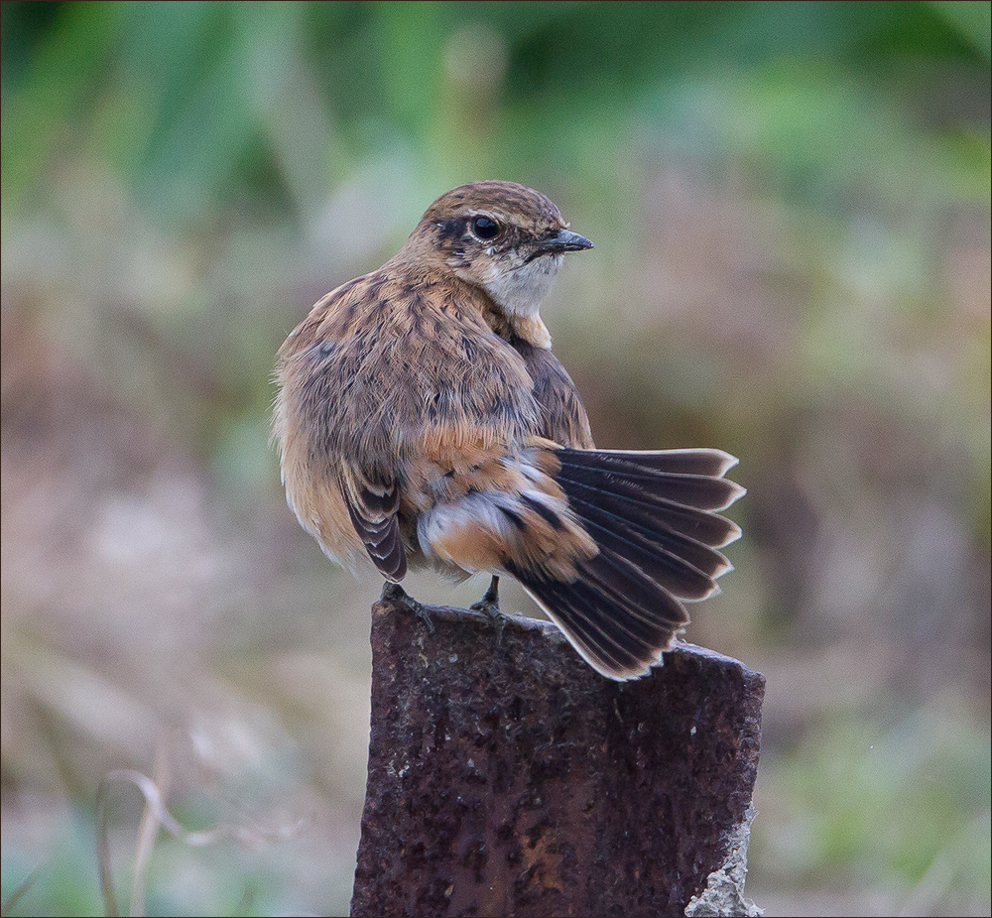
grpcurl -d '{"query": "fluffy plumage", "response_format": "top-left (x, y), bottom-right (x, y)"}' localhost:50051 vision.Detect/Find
top-left (273, 180), bottom-right (744, 680)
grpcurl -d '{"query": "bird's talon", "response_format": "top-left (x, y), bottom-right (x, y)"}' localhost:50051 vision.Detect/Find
top-left (470, 576), bottom-right (506, 644)
top-left (380, 582), bottom-right (404, 603)
top-left (416, 605), bottom-right (436, 634)
top-left (382, 582), bottom-right (435, 633)
top-left (470, 599), bottom-right (507, 644)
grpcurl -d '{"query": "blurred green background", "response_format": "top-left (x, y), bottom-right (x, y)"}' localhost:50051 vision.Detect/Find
top-left (2, 1), bottom-right (989, 915)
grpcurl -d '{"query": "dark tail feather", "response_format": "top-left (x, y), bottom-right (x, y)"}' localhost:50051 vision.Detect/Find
top-left (555, 447), bottom-right (745, 512)
top-left (516, 447), bottom-right (744, 681)
top-left (509, 549), bottom-right (687, 679)
top-left (576, 447), bottom-right (739, 478)
top-left (565, 493), bottom-right (730, 597)
top-left (554, 449), bottom-right (743, 547)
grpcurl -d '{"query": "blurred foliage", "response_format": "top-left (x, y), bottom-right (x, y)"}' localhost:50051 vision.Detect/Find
top-left (2, 2), bottom-right (990, 916)
top-left (754, 696), bottom-right (991, 912)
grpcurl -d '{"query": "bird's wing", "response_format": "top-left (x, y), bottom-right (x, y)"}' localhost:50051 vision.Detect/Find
top-left (339, 461), bottom-right (407, 582)
top-left (511, 339), bottom-right (595, 449)
top-left (274, 273), bottom-right (413, 580)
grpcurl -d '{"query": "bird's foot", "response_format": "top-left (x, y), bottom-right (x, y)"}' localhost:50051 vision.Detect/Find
top-left (381, 582), bottom-right (435, 634)
top-left (469, 576), bottom-right (507, 644)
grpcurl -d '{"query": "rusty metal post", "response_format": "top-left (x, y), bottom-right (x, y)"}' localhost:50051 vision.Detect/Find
top-left (351, 595), bottom-right (764, 918)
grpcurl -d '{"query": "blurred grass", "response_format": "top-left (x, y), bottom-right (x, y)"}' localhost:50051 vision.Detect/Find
top-left (753, 696), bottom-right (991, 912)
top-left (2, 2), bottom-right (990, 915)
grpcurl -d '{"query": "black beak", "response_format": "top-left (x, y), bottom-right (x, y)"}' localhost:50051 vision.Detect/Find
top-left (535, 228), bottom-right (594, 255)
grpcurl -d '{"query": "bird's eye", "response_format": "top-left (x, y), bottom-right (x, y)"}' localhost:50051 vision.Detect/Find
top-left (470, 215), bottom-right (501, 241)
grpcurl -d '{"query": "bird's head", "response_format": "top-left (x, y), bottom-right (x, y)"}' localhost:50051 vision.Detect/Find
top-left (404, 181), bottom-right (593, 346)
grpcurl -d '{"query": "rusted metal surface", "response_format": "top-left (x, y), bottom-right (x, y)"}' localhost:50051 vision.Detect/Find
top-left (351, 596), bottom-right (765, 918)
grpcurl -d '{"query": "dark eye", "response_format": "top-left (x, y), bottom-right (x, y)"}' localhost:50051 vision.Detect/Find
top-left (470, 215), bottom-right (501, 241)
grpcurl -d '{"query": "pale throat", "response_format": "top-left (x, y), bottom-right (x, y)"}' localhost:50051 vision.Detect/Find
top-left (475, 255), bottom-right (561, 349)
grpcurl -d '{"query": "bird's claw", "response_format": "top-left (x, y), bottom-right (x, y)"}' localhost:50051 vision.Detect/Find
top-left (470, 576), bottom-right (507, 644)
top-left (381, 582), bottom-right (435, 634)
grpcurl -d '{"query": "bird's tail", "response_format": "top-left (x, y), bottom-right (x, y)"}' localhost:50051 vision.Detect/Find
top-left (508, 447), bottom-right (745, 681)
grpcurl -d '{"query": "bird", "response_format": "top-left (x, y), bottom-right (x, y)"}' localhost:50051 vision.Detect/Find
top-left (273, 180), bottom-right (744, 681)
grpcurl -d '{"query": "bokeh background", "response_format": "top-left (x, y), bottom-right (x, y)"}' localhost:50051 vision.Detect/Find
top-left (2, 2), bottom-right (989, 915)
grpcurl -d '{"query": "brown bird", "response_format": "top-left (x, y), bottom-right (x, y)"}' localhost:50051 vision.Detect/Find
top-left (273, 180), bottom-right (743, 680)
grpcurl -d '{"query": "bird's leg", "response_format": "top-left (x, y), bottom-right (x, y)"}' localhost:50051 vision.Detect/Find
top-left (381, 582), bottom-right (434, 634)
top-left (470, 575), bottom-right (506, 643)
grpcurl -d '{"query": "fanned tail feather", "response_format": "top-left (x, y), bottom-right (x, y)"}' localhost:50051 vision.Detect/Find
top-left (515, 447), bottom-right (745, 680)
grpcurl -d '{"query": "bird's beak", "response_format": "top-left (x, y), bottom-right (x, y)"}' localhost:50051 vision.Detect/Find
top-left (536, 229), bottom-right (594, 254)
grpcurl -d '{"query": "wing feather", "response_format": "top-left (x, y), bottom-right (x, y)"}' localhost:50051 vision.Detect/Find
top-left (340, 463), bottom-right (407, 581)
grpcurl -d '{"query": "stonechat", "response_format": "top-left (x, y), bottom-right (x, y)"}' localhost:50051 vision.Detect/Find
top-left (274, 181), bottom-right (743, 680)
